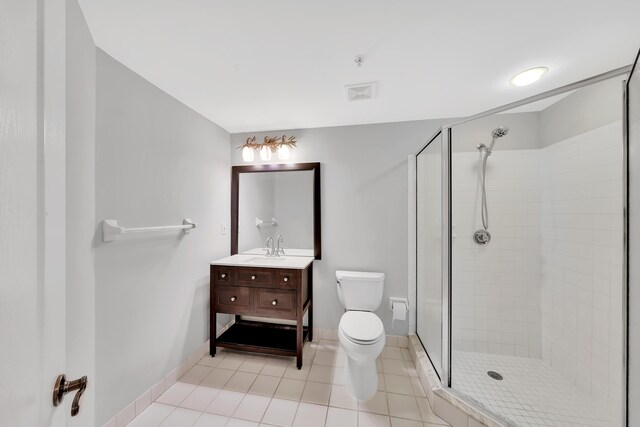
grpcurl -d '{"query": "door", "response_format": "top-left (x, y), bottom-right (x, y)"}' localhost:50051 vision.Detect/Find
top-left (626, 47), bottom-right (640, 427)
top-left (0, 0), bottom-right (93, 425)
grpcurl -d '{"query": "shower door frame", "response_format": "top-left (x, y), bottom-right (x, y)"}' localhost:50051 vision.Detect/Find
top-left (415, 64), bottom-right (633, 425)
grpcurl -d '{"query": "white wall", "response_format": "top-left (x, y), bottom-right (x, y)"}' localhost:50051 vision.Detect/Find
top-left (95, 50), bottom-right (231, 425)
top-left (539, 122), bottom-right (623, 423)
top-left (66, 1), bottom-right (96, 424)
top-left (231, 119), bottom-right (451, 335)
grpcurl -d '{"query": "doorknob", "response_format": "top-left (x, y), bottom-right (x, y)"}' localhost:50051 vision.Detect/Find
top-left (53, 374), bottom-right (87, 417)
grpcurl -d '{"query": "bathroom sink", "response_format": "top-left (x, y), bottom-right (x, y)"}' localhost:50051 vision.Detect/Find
top-left (245, 256), bottom-right (289, 264)
top-left (211, 254), bottom-right (314, 269)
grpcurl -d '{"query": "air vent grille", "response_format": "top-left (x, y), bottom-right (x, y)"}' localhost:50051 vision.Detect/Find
top-left (345, 82), bottom-right (376, 101)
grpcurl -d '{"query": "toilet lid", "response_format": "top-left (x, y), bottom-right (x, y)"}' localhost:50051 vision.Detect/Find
top-left (339, 311), bottom-right (384, 344)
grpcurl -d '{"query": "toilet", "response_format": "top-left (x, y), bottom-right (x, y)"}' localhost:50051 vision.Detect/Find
top-left (336, 270), bottom-right (386, 401)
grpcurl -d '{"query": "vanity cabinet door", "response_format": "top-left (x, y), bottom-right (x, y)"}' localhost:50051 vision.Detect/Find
top-left (236, 268), bottom-right (273, 287)
top-left (215, 286), bottom-right (253, 314)
top-left (255, 289), bottom-right (296, 320)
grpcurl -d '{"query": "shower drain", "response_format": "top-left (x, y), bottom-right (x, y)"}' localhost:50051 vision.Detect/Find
top-left (487, 371), bottom-right (503, 381)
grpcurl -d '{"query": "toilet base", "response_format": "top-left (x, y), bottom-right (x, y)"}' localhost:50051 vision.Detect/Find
top-left (344, 357), bottom-right (378, 401)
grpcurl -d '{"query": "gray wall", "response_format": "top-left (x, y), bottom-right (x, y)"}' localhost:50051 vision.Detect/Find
top-left (452, 112), bottom-right (541, 152)
top-left (95, 50), bottom-right (231, 425)
top-left (540, 76), bottom-right (625, 147)
top-left (231, 119), bottom-right (451, 334)
top-left (66, 1), bottom-right (97, 425)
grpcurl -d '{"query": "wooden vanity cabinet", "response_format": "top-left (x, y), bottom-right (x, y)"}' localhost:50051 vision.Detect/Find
top-left (210, 264), bottom-right (313, 369)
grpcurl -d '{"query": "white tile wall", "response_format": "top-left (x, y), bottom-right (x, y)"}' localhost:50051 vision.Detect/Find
top-left (450, 122), bottom-right (624, 425)
top-left (539, 121), bottom-right (624, 425)
top-left (451, 150), bottom-right (542, 358)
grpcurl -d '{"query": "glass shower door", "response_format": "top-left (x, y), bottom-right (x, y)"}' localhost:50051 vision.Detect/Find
top-left (416, 131), bottom-right (444, 378)
top-left (626, 49), bottom-right (639, 425)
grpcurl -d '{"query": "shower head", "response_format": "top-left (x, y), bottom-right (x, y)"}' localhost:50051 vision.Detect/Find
top-left (486, 126), bottom-right (509, 152)
top-left (491, 127), bottom-right (509, 139)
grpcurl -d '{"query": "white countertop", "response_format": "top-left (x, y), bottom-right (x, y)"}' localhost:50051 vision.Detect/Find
top-left (241, 247), bottom-right (315, 257)
top-left (211, 253), bottom-right (314, 269)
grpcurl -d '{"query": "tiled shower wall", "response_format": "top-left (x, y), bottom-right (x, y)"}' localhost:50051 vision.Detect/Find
top-left (540, 121), bottom-right (624, 423)
top-left (450, 121), bottom-right (624, 423)
top-left (451, 150), bottom-right (543, 358)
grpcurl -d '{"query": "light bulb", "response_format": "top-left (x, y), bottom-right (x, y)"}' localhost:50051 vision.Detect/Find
top-left (260, 146), bottom-right (272, 161)
top-left (277, 145), bottom-right (290, 160)
top-left (242, 146), bottom-right (254, 162)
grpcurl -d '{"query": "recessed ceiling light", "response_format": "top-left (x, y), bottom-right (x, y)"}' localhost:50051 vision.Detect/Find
top-left (510, 67), bottom-right (549, 87)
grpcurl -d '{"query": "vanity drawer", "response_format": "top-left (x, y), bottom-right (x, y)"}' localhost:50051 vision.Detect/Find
top-left (236, 268), bottom-right (273, 287)
top-left (255, 289), bottom-right (296, 319)
top-left (212, 266), bottom-right (234, 284)
top-left (215, 286), bottom-right (252, 314)
top-left (275, 270), bottom-right (298, 289)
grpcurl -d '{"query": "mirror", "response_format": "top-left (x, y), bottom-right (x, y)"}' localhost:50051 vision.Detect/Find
top-left (231, 162), bottom-right (321, 259)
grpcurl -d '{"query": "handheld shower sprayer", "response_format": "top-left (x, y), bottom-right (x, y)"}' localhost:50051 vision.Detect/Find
top-left (474, 127), bottom-right (509, 244)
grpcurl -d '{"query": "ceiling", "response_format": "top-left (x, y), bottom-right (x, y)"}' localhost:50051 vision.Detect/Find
top-left (78, 0), bottom-right (640, 133)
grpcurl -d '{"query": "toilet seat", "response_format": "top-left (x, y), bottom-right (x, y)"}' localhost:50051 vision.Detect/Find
top-left (339, 311), bottom-right (384, 345)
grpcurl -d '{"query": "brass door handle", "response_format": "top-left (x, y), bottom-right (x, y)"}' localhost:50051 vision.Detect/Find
top-left (53, 374), bottom-right (87, 417)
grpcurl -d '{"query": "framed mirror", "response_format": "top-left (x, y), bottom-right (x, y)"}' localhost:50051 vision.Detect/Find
top-left (231, 162), bottom-right (321, 259)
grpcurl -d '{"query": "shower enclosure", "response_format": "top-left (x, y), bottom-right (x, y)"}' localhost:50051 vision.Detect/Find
top-left (415, 64), bottom-right (637, 427)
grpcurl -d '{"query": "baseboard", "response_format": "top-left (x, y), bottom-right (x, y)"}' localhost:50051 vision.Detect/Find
top-left (104, 319), bottom-right (234, 427)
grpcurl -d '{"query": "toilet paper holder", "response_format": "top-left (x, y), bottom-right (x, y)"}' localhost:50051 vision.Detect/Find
top-left (388, 297), bottom-right (409, 314)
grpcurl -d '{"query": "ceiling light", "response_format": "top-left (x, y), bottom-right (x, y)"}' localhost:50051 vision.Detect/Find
top-left (510, 67), bottom-right (549, 87)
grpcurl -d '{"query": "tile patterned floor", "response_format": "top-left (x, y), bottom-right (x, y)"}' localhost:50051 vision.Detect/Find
top-left (127, 340), bottom-right (450, 427)
top-left (452, 351), bottom-right (613, 427)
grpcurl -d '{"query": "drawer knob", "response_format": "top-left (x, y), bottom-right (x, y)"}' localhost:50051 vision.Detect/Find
top-left (221, 273), bottom-right (226, 279)
top-left (251, 275), bottom-right (256, 280)
top-left (283, 277), bottom-right (289, 282)
top-left (271, 299), bottom-right (278, 306)
top-left (230, 296), bottom-right (237, 302)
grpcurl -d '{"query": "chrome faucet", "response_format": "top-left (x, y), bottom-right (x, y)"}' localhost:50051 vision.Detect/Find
top-left (265, 236), bottom-right (275, 257)
top-left (276, 235), bottom-right (285, 256)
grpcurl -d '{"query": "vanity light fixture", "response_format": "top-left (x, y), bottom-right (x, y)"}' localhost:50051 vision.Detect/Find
top-left (510, 67), bottom-right (549, 87)
top-left (238, 135), bottom-right (297, 162)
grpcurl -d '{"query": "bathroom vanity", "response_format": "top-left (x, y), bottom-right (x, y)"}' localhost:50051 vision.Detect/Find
top-left (210, 254), bottom-right (314, 368)
top-left (212, 162), bottom-right (321, 368)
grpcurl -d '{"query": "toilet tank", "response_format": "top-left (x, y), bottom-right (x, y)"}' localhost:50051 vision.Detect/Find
top-left (336, 270), bottom-right (385, 311)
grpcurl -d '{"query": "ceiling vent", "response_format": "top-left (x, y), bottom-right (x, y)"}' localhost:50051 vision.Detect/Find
top-left (344, 82), bottom-right (376, 101)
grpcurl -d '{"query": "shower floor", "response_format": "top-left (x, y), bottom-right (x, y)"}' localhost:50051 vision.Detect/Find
top-left (452, 351), bottom-right (613, 427)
